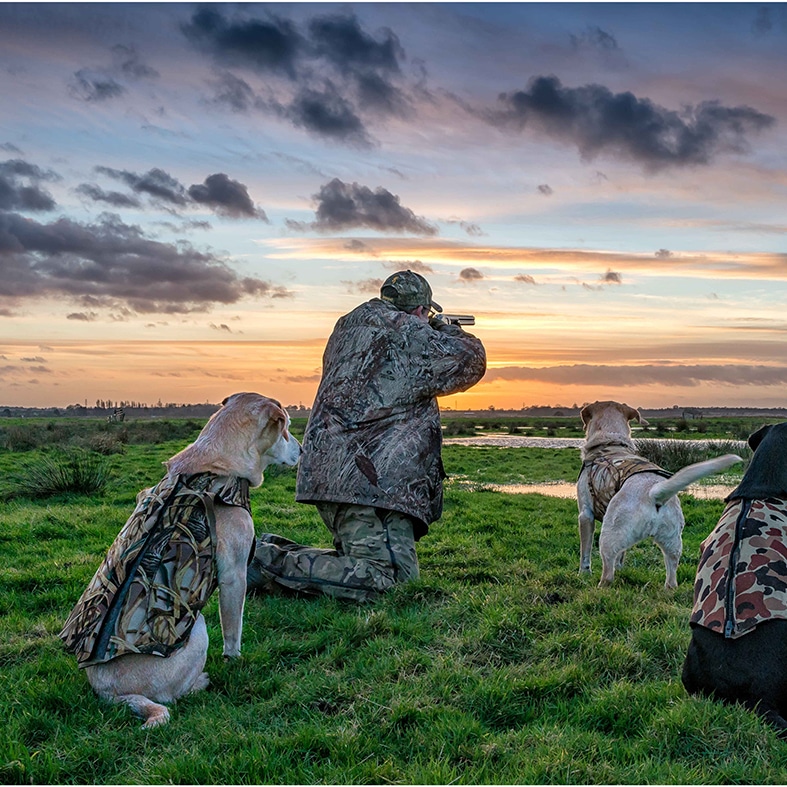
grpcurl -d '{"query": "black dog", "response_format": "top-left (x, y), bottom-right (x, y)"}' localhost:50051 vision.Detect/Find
top-left (682, 422), bottom-right (787, 736)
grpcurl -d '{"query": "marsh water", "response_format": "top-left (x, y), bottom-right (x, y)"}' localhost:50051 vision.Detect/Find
top-left (471, 481), bottom-right (734, 500)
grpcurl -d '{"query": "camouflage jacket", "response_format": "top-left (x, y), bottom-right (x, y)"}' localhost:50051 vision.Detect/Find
top-left (59, 472), bottom-right (250, 666)
top-left (296, 298), bottom-right (486, 536)
top-left (690, 497), bottom-right (787, 639)
top-left (580, 447), bottom-right (672, 522)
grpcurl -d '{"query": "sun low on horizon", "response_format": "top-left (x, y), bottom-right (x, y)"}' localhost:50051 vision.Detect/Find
top-left (2, 3), bottom-right (787, 412)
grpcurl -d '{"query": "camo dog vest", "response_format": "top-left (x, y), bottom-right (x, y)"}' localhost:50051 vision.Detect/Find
top-left (580, 450), bottom-right (672, 522)
top-left (59, 472), bottom-right (250, 666)
top-left (690, 497), bottom-right (787, 639)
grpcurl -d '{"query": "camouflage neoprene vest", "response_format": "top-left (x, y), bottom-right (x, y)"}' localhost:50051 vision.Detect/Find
top-left (580, 447), bottom-right (672, 522)
top-left (690, 497), bottom-right (787, 639)
top-left (59, 472), bottom-right (250, 666)
top-left (296, 298), bottom-right (486, 535)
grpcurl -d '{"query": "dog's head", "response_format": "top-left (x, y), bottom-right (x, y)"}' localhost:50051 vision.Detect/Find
top-left (729, 421), bottom-right (787, 500)
top-left (580, 400), bottom-right (647, 454)
top-left (166, 392), bottom-right (301, 487)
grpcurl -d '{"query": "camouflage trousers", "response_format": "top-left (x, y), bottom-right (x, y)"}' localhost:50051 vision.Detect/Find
top-left (246, 503), bottom-right (420, 602)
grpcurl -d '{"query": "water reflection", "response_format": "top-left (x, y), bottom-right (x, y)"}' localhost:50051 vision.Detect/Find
top-left (458, 481), bottom-right (734, 500)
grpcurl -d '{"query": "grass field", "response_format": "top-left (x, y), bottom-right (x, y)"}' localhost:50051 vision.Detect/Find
top-left (2, 418), bottom-right (786, 784)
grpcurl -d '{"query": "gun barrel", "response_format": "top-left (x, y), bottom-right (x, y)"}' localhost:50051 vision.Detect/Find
top-left (439, 314), bottom-right (475, 326)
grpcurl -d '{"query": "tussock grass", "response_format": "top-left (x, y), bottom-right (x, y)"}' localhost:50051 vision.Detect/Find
top-left (8, 449), bottom-right (111, 499)
top-left (3, 422), bottom-right (787, 784)
top-left (635, 437), bottom-right (750, 474)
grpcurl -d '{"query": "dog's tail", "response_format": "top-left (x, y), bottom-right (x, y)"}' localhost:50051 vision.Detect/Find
top-left (649, 453), bottom-right (743, 507)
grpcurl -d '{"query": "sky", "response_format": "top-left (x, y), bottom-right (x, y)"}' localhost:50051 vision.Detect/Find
top-left (2, 2), bottom-right (787, 411)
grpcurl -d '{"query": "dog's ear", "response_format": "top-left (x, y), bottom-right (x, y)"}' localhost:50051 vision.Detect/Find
top-left (747, 424), bottom-right (772, 452)
top-left (622, 403), bottom-right (647, 426)
top-left (579, 402), bottom-right (596, 427)
top-left (254, 399), bottom-right (289, 438)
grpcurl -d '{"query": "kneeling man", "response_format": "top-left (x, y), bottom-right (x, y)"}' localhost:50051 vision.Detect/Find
top-left (247, 270), bottom-right (486, 601)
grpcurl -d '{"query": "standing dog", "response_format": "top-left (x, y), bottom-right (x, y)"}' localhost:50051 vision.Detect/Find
top-left (60, 392), bottom-right (301, 728)
top-left (683, 422), bottom-right (787, 737)
top-left (577, 401), bottom-right (741, 588)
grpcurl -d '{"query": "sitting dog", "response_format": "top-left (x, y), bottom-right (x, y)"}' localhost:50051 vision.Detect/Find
top-left (682, 422), bottom-right (787, 736)
top-left (577, 400), bottom-right (741, 588)
top-left (59, 392), bottom-right (301, 728)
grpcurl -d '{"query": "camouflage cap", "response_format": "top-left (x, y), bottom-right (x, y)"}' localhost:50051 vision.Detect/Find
top-left (380, 270), bottom-right (442, 313)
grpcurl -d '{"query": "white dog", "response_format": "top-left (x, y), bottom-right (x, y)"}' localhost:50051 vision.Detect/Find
top-left (577, 400), bottom-right (741, 589)
top-left (59, 392), bottom-right (301, 728)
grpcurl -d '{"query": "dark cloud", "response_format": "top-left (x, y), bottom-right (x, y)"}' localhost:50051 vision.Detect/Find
top-left (655, 248), bottom-right (672, 258)
top-left (299, 178), bottom-right (438, 235)
top-left (111, 44), bottom-right (159, 81)
top-left (69, 69), bottom-right (125, 102)
top-left (459, 267), bottom-right (484, 282)
top-left (286, 86), bottom-right (372, 147)
top-left (1, 143), bottom-right (23, 154)
top-left (570, 26), bottom-right (619, 52)
top-left (188, 173), bottom-right (268, 220)
top-left (0, 210), bottom-right (292, 314)
top-left (75, 183), bottom-right (141, 208)
top-left (514, 274), bottom-right (536, 285)
top-left (537, 184), bottom-right (553, 196)
top-left (494, 75), bottom-right (776, 171)
top-left (601, 270), bottom-right (622, 284)
top-left (344, 239), bottom-right (375, 254)
top-left (67, 311), bottom-right (98, 322)
top-left (185, 9), bottom-right (411, 145)
top-left (182, 8), bottom-right (303, 77)
top-left (382, 259), bottom-right (434, 274)
top-left (0, 159), bottom-right (59, 212)
top-left (208, 71), bottom-right (257, 113)
top-left (308, 14), bottom-right (403, 75)
top-left (483, 363), bottom-right (787, 388)
top-left (96, 166), bottom-right (189, 206)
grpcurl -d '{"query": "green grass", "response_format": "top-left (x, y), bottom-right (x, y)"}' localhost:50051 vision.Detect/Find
top-left (2, 422), bottom-right (787, 784)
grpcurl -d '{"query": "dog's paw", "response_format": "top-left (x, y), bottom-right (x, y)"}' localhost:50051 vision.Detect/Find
top-left (222, 651), bottom-right (241, 662)
top-left (141, 705), bottom-right (170, 729)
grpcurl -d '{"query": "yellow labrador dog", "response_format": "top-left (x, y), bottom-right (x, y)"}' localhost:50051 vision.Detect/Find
top-left (60, 392), bottom-right (301, 728)
top-left (577, 400), bottom-right (741, 588)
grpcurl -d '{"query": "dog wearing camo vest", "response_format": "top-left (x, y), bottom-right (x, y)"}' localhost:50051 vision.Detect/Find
top-left (683, 422), bottom-right (787, 737)
top-left (577, 401), bottom-right (742, 588)
top-left (59, 392), bottom-right (301, 728)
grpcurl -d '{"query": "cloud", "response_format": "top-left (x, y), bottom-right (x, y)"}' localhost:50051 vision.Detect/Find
top-left (111, 44), bottom-right (159, 81)
top-left (484, 364), bottom-right (787, 388)
top-left (293, 178), bottom-right (438, 235)
top-left (493, 75), bottom-right (776, 171)
top-left (655, 248), bottom-right (672, 258)
top-left (0, 210), bottom-right (292, 313)
top-left (751, 6), bottom-right (773, 35)
top-left (0, 159), bottom-right (59, 211)
top-left (601, 269), bottom-right (622, 284)
top-left (208, 71), bottom-right (257, 113)
top-left (96, 166), bottom-right (189, 206)
top-left (181, 8), bottom-right (304, 77)
top-left (382, 259), bottom-right (434, 274)
top-left (66, 311), bottom-right (98, 321)
top-left (570, 26), bottom-right (620, 52)
top-left (69, 69), bottom-right (125, 102)
top-left (75, 183), bottom-right (142, 208)
top-left (459, 267), bottom-right (484, 282)
top-left (285, 86), bottom-right (372, 147)
top-left (184, 8), bottom-right (412, 145)
top-left (537, 184), bottom-right (553, 196)
top-left (188, 173), bottom-right (268, 220)
top-left (308, 14), bottom-right (403, 75)
top-left (343, 277), bottom-right (383, 294)
top-left (514, 274), bottom-right (536, 285)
